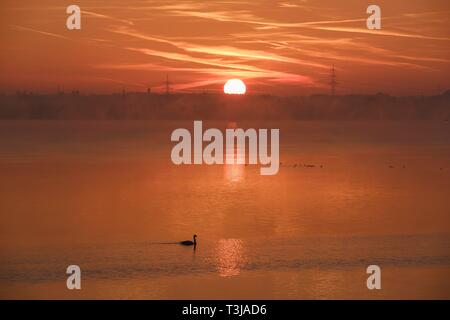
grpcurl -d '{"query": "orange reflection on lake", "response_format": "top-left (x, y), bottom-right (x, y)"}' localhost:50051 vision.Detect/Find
top-left (215, 239), bottom-right (247, 277)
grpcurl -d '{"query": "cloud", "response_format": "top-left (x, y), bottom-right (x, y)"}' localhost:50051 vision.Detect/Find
top-left (82, 10), bottom-right (134, 26)
top-left (182, 45), bottom-right (328, 69)
top-left (4, 0), bottom-right (449, 94)
top-left (10, 25), bottom-right (69, 40)
top-left (314, 26), bottom-right (450, 41)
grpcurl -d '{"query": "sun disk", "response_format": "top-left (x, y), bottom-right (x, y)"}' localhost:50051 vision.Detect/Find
top-left (224, 79), bottom-right (246, 95)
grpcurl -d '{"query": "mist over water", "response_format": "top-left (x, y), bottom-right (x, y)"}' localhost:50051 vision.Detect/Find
top-left (0, 120), bottom-right (449, 298)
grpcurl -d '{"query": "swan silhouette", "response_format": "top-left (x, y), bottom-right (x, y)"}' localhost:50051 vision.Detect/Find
top-left (179, 234), bottom-right (197, 246)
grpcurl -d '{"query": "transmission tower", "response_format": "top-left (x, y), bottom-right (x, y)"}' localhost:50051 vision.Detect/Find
top-left (330, 65), bottom-right (337, 96)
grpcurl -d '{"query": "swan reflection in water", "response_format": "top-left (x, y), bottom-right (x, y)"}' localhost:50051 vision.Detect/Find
top-left (215, 239), bottom-right (246, 277)
top-left (179, 234), bottom-right (198, 255)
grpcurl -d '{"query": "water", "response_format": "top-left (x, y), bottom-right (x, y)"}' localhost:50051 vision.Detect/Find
top-left (0, 120), bottom-right (449, 299)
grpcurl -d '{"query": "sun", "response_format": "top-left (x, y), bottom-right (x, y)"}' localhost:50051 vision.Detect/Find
top-left (224, 79), bottom-right (246, 95)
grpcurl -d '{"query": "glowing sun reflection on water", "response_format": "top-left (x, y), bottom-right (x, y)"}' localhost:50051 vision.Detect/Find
top-left (215, 239), bottom-right (246, 277)
top-left (224, 121), bottom-right (245, 182)
top-left (224, 162), bottom-right (244, 182)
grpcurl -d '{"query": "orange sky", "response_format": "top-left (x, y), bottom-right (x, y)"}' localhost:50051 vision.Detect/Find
top-left (0, 0), bottom-right (449, 95)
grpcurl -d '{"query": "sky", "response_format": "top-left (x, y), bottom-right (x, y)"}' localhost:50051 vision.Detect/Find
top-left (0, 0), bottom-right (449, 95)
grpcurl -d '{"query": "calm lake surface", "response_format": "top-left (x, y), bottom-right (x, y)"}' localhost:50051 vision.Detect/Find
top-left (0, 120), bottom-right (449, 299)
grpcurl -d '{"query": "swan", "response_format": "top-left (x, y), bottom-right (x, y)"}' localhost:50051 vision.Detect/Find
top-left (179, 234), bottom-right (197, 246)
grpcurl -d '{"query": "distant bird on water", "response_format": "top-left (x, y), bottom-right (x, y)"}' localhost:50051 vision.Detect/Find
top-left (179, 234), bottom-right (197, 246)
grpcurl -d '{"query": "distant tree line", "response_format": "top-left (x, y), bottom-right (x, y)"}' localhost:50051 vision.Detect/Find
top-left (0, 91), bottom-right (449, 121)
